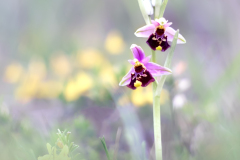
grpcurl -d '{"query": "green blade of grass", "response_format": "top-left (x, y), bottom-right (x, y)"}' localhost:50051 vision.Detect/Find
top-left (159, 0), bottom-right (168, 18)
top-left (100, 136), bottom-right (111, 160)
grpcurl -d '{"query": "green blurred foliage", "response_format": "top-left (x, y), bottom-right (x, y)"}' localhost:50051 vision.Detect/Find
top-left (38, 144), bottom-right (71, 160)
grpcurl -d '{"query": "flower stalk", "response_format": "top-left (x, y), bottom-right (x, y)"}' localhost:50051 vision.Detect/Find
top-left (150, 1), bottom-right (179, 160)
top-left (121, 0), bottom-right (183, 159)
top-left (150, 7), bottom-right (163, 158)
top-left (153, 30), bottom-right (179, 160)
top-left (152, 69), bottom-right (163, 160)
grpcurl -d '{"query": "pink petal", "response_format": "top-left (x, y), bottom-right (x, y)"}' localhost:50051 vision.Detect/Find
top-left (130, 44), bottom-right (145, 61)
top-left (151, 20), bottom-right (160, 27)
top-left (141, 55), bottom-right (152, 65)
top-left (119, 67), bottom-right (134, 86)
top-left (134, 24), bottom-right (155, 37)
top-left (128, 59), bottom-right (135, 65)
top-left (165, 27), bottom-right (186, 44)
top-left (128, 55), bottom-right (151, 66)
top-left (145, 62), bottom-right (172, 77)
top-left (164, 22), bottom-right (172, 28)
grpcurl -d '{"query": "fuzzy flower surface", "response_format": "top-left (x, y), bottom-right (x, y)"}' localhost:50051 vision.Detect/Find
top-left (135, 17), bottom-right (186, 51)
top-left (119, 44), bottom-right (172, 90)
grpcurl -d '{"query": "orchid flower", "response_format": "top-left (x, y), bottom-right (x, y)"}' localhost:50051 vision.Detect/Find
top-left (135, 17), bottom-right (186, 51)
top-left (119, 44), bottom-right (172, 90)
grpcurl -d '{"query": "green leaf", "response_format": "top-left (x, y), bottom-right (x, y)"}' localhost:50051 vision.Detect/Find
top-left (156, 30), bottom-right (179, 96)
top-left (38, 145), bottom-right (71, 160)
top-left (60, 145), bottom-right (69, 156)
top-left (100, 136), bottom-right (111, 160)
top-left (47, 143), bottom-right (52, 155)
top-left (137, 0), bottom-right (151, 25)
top-left (164, 29), bottom-right (179, 68)
top-left (154, 0), bottom-right (162, 19)
top-left (159, 0), bottom-right (168, 18)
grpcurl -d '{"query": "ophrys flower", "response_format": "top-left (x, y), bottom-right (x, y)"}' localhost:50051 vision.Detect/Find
top-left (119, 44), bottom-right (172, 90)
top-left (135, 17), bottom-right (186, 51)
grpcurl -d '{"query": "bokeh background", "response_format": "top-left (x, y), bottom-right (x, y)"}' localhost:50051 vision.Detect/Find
top-left (1, 0), bottom-right (240, 159)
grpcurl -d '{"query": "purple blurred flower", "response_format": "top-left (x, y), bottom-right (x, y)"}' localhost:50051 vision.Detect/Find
top-left (135, 17), bottom-right (186, 51)
top-left (119, 44), bottom-right (172, 90)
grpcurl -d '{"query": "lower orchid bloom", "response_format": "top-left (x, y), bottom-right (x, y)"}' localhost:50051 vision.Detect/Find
top-left (134, 17), bottom-right (186, 51)
top-left (119, 44), bottom-right (172, 90)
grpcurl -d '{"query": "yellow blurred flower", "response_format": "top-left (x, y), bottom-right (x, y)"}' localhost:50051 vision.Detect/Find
top-left (131, 87), bottom-right (169, 107)
top-left (13, 59), bottom-right (47, 102)
top-left (64, 72), bottom-right (93, 101)
top-left (51, 54), bottom-right (71, 77)
top-left (160, 89), bottom-right (170, 104)
top-left (77, 49), bottom-right (106, 69)
top-left (15, 74), bottom-right (41, 102)
top-left (15, 76), bottom-right (63, 101)
top-left (4, 62), bottom-right (24, 83)
top-left (105, 30), bottom-right (125, 55)
top-left (99, 67), bottom-right (117, 86)
top-left (131, 88), bottom-right (147, 107)
top-left (28, 59), bottom-right (46, 80)
top-left (37, 81), bottom-right (63, 99)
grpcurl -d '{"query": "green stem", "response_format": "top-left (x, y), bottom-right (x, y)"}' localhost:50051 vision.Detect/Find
top-left (151, 48), bottom-right (156, 62)
top-left (151, 7), bottom-right (162, 159)
top-left (151, 50), bottom-right (163, 160)
top-left (153, 30), bottom-right (179, 160)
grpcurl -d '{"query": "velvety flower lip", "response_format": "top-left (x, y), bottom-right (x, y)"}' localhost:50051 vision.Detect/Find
top-left (146, 33), bottom-right (170, 51)
top-left (134, 17), bottom-right (186, 44)
top-left (119, 44), bottom-right (172, 90)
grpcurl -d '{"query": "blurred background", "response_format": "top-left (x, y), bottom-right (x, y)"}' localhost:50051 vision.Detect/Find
top-left (1, 0), bottom-right (240, 159)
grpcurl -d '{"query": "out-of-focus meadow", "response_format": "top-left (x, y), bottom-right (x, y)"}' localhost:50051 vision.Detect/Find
top-left (1, 0), bottom-right (240, 159)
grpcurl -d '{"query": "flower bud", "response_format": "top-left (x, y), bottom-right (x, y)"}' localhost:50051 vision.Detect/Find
top-left (151, 0), bottom-right (155, 6)
top-left (143, 0), bottom-right (153, 15)
top-left (57, 140), bottom-right (64, 149)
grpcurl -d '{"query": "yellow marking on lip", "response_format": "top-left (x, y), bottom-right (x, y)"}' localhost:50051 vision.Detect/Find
top-left (156, 46), bottom-right (162, 51)
top-left (159, 25), bottom-right (164, 29)
top-left (134, 61), bottom-right (141, 67)
top-left (134, 80), bottom-right (142, 88)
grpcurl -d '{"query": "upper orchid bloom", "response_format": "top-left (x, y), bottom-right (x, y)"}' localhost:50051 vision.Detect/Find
top-left (119, 44), bottom-right (172, 90)
top-left (134, 17), bottom-right (186, 51)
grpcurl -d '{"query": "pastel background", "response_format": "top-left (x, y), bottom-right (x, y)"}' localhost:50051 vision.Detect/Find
top-left (0, 0), bottom-right (240, 159)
